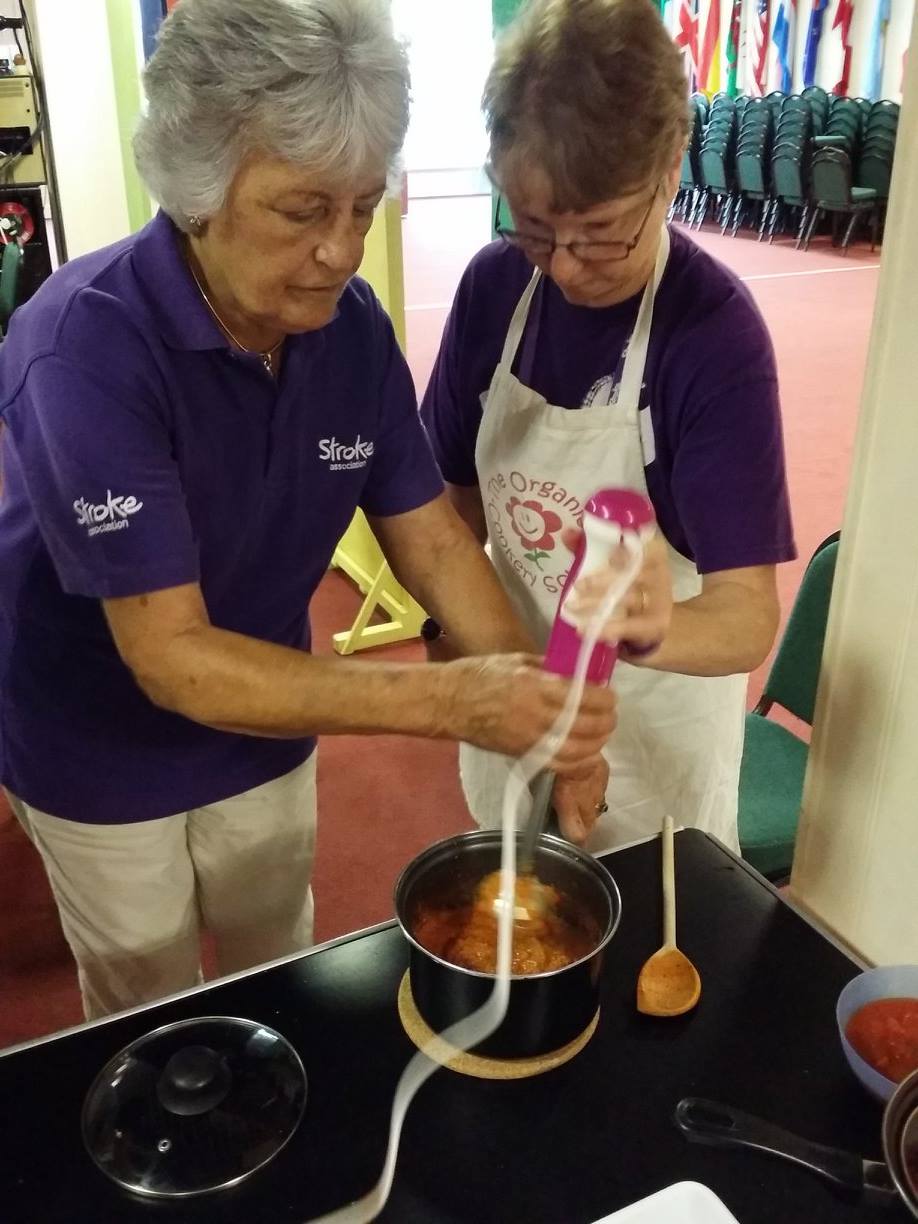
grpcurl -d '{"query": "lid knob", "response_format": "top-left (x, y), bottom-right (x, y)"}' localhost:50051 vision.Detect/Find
top-left (156, 1045), bottom-right (231, 1117)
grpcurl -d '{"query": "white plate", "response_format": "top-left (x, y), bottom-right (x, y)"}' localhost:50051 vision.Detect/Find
top-left (591, 1181), bottom-right (741, 1223)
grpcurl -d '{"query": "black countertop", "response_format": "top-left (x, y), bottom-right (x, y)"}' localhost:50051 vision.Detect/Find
top-left (0, 831), bottom-right (895, 1223)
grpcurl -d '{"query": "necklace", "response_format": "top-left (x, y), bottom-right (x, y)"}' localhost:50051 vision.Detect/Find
top-left (187, 255), bottom-right (283, 376)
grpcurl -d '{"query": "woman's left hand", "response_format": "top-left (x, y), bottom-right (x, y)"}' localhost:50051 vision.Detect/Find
top-left (563, 530), bottom-right (673, 660)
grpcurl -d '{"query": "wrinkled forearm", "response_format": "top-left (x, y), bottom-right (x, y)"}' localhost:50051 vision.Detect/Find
top-left (131, 622), bottom-right (455, 739)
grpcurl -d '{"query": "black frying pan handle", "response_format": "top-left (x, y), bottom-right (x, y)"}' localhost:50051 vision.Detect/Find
top-left (674, 1097), bottom-right (873, 1196)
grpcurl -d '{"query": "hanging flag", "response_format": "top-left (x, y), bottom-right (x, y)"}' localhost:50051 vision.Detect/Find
top-left (803, 0), bottom-right (829, 87)
top-left (772, 0), bottom-right (797, 92)
top-left (139, 0), bottom-right (168, 60)
top-left (675, 0), bottom-right (700, 89)
top-left (749, 0), bottom-right (771, 95)
top-left (832, 0), bottom-right (855, 94)
top-left (726, 0), bottom-right (743, 95)
top-left (699, 0), bottom-right (722, 93)
top-left (862, 0), bottom-right (891, 99)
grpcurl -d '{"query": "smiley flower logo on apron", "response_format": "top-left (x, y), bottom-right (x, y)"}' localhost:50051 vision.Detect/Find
top-left (506, 497), bottom-right (563, 568)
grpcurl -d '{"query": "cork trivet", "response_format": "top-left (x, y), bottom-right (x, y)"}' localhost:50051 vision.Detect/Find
top-left (397, 971), bottom-right (599, 1080)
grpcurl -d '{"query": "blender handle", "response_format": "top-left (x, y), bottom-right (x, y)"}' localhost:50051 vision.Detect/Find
top-left (674, 1098), bottom-right (898, 1203)
top-left (544, 489), bottom-right (655, 685)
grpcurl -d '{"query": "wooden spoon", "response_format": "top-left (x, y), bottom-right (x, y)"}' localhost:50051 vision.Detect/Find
top-left (636, 814), bottom-right (701, 1017)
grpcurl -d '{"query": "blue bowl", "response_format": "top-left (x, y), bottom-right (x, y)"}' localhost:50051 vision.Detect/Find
top-left (836, 965), bottom-right (918, 1103)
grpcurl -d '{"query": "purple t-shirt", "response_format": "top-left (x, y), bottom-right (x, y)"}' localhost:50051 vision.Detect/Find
top-left (422, 226), bottom-right (795, 574)
top-left (0, 212), bottom-right (443, 823)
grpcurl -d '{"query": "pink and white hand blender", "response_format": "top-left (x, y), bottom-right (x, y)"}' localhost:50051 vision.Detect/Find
top-left (544, 487), bottom-right (657, 681)
top-left (522, 488), bottom-right (657, 855)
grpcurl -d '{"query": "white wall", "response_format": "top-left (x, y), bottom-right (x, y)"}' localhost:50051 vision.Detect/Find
top-left (392, 0), bottom-right (492, 173)
top-left (789, 0), bottom-right (918, 964)
top-left (0, 0), bottom-right (20, 59)
top-left (28, 0), bottom-right (130, 258)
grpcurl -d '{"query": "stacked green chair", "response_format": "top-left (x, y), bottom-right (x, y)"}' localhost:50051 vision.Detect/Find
top-left (672, 101), bottom-right (706, 223)
top-left (765, 90), bottom-right (786, 115)
top-left (801, 85), bottom-right (829, 133)
top-left (690, 91), bottom-right (711, 123)
top-left (819, 96), bottom-right (864, 151)
top-left (732, 103), bottom-right (773, 238)
top-left (738, 534), bottom-right (840, 881)
top-left (803, 148), bottom-right (879, 251)
top-left (855, 102), bottom-right (898, 223)
top-left (694, 99), bottom-right (737, 231)
top-left (767, 139), bottom-right (812, 245)
top-left (857, 148), bottom-right (894, 200)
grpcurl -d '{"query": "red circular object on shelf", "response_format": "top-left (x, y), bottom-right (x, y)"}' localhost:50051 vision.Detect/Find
top-left (0, 200), bottom-right (35, 244)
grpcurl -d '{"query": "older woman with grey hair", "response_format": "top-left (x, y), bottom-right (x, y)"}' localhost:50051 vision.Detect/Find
top-left (0, 0), bottom-right (615, 1020)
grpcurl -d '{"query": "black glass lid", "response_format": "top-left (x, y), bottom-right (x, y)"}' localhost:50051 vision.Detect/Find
top-left (82, 1016), bottom-right (306, 1198)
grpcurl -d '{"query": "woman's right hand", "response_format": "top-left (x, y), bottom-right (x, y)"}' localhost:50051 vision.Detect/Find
top-left (436, 654), bottom-right (616, 771)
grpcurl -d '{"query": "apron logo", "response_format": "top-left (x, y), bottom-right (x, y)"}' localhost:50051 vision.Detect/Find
top-left (506, 497), bottom-right (562, 569)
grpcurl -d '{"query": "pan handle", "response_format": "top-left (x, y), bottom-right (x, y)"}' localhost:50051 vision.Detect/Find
top-left (674, 1097), bottom-right (897, 1203)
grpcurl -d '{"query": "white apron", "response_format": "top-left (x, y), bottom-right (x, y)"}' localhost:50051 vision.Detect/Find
top-left (459, 230), bottom-right (747, 853)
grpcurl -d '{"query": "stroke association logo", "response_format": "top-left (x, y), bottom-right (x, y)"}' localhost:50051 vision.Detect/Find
top-left (318, 435), bottom-right (375, 472)
top-left (73, 489), bottom-right (143, 538)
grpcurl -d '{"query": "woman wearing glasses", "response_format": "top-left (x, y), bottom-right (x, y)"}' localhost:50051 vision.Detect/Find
top-left (421, 0), bottom-right (796, 851)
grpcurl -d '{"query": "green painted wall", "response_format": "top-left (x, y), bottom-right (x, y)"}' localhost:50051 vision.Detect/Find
top-left (105, 0), bottom-right (153, 233)
top-left (492, 0), bottom-right (525, 32)
top-left (491, 1), bottom-right (526, 234)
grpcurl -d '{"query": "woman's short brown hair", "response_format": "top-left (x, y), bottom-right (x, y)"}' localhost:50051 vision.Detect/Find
top-left (484, 0), bottom-right (690, 211)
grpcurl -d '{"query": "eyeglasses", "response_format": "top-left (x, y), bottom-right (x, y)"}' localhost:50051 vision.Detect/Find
top-left (494, 183), bottom-right (662, 264)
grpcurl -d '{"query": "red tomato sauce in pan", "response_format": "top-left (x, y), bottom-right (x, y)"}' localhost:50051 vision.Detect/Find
top-left (412, 871), bottom-right (600, 975)
top-left (845, 997), bottom-right (918, 1083)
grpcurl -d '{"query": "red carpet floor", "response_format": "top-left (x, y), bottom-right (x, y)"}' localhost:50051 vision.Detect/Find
top-left (0, 203), bottom-right (878, 1048)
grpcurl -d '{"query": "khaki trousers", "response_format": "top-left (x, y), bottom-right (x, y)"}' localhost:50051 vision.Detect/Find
top-left (5, 755), bottom-right (317, 1021)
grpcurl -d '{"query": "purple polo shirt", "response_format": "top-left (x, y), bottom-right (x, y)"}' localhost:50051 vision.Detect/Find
top-left (0, 211), bottom-right (442, 823)
top-left (422, 226), bottom-right (795, 574)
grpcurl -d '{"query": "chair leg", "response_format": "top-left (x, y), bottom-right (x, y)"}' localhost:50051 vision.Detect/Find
top-left (695, 193), bottom-right (709, 230)
top-left (757, 198), bottom-right (772, 242)
top-left (870, 207), bottom-right (879, 252)
top-left (768, 200), bottom-right (782, 244)
top-left (721, 195), bottom-right (735, 236)
top-left (803, 206), bottom-right (820, 251)
top-left (841, 211), bottom-right (859, 253)
top-left (795, 205), bottom-right (810, 249)
top-left (732, 198), bottom-right (744, 238)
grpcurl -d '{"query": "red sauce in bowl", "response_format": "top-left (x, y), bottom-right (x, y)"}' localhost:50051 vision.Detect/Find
top-left (845, 997), bottom-right (918, 1083)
